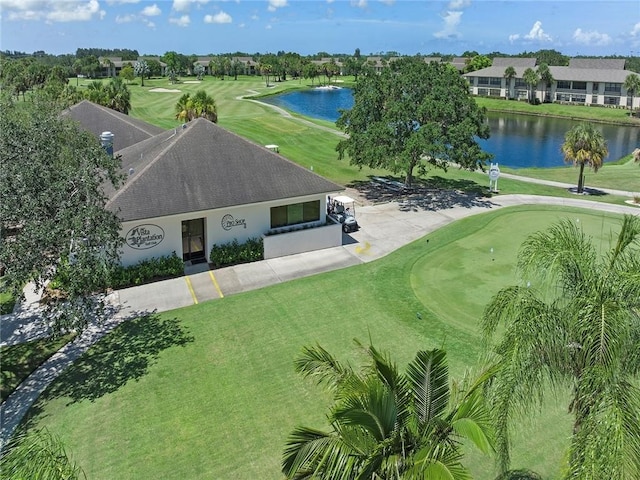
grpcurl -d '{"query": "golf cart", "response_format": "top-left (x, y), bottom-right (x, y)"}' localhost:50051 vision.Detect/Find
top-left (328, 195), bottom-right (359, 233)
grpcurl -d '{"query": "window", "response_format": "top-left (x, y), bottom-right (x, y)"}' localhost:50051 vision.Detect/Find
top-left (477, 88), bottom-right (488, 96)
top-left (592, 82), bottom-right (599, 92)
top-left (489, 77), bottom-right (502, 86)
top-left (478, 77), bottom-right (490, 85)
top-left (604, 96), bottom-right (619, 105)
top-left (514, 78), bottom-right (527, 88)
top-left (270, 200), bottom-right (320, 229)
top-left (489, 88), bottom-right (501, 97)
top-left (572, 81), bottom-right (586, 90)
top-left (557, 80), bottom-right (571, 89)
top-left (604, 83), bottom-right (621, 94)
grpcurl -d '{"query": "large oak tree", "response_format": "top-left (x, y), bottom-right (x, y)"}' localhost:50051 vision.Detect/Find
top-left (336, 57), bottom-right (492, 187)
top-left (0, 94), bottom-right (123, 333)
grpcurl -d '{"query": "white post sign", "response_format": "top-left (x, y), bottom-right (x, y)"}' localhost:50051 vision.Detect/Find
top-left (488, 163), bottom-right (500, 192)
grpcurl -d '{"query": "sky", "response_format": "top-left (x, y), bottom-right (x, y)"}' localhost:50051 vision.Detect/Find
top-left (1, 0), bottom-right (639, 57)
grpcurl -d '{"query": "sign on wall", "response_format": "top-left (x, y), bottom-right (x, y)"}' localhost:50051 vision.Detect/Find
top-left (221, 214), bottom-right (247, 231)
top-left (125, 224), bottom-right (165, 250)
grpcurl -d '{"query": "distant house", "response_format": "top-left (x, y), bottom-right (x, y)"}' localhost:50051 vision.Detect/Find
top-left (464, 57), bottom-right (639, 108)
top-left (64, 102), bottom-right (344, 266)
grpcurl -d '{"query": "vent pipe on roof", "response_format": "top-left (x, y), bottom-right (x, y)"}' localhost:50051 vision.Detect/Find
top-left (100, 131), bottom-right (114, 157)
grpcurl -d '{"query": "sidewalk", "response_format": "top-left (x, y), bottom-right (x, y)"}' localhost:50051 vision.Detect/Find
top-left (1, 193), bottom-right (639, 449)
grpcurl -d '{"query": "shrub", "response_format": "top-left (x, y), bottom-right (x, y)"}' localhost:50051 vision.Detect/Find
top-left (107, 252), bottom-right (183, 289)
top-left (209, 237), bottom-right (263, 268)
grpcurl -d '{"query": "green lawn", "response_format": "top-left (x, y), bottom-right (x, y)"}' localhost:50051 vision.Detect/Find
top-left (122, 75), bottom-right (639, 196)
top-left (23, 206), bottom-right (627, 480)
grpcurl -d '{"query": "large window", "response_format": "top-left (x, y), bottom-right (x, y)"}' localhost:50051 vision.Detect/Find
top-left (557, 80), bottom-right (571, 89)
top-left (604, 83), bottom-right (621, 94)
top-left (270, 200), bottom-right (320, 229)
top-left (572, 81), bottom-right (587, 90)
top-left (478, 77), bottom-right (490, 85)
top-left (604, 96), bottom-right (619, 105)
top-left (489, 77), bottom-right (502, 86)
top-left (514, 78), bottom-right (527, 88)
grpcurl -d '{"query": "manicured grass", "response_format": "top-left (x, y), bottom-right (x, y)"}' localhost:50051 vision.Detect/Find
top-left (475, 97), bottom-right (640, 126)
top-left (1, 334), bottom-right (75, 402)
top-left (24, 206), bottom-right (626, 480)
top-left (124, 75), bottom-right (638, 198)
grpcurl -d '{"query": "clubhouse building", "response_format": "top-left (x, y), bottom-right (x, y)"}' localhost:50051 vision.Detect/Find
top-left (63, 101), bottom-right (343, 267)
top-left (464, 57), bottom-right (640, 109)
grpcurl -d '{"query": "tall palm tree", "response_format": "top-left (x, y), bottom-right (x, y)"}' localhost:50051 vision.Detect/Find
top-left (522, 68), bottom-right (539, 104)
top-left (282, 342), bottom-right (495, 480)
top-left (503, 66), bottom-right (516, 100)
top-left (174, 90), bottom-right (217, 123)
top-left (536, 63), bottom-right (553, 102)
top-left (482, 215), bottom-right (640, 478)
top-left (561, 123), bottom-right (608, 194)
top-left (623, 73), bottom-right (640, 116)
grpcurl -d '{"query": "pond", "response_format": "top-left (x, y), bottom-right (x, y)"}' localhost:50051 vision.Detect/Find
top-left (261, 87), bottom-right (640, 169)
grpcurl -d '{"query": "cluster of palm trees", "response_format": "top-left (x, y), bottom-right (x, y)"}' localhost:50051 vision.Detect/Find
top-left (174, 90), bottom-right (217, 123)
top-left (85, 76), bottom-right (131, 114)
top-left (284, 214), bottom-right (640, 480)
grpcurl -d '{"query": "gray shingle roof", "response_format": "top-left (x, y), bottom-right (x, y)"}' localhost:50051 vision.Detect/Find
top-left (106, 118), bottom-right (342, 222)
top-left (464, 65), bottom-right (634, 83)
top-left (62, 100), bottom-right (165, 151)
top-left (569, 58), bottom-right (625, 70)
top-left (492, 57), bottom-right (537, 68)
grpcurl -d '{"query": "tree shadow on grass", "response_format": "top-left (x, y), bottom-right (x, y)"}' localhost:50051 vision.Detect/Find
top-left (40, 314), bottom-right (194, 405)
top-left (348, 175), bottom-right (497, 211)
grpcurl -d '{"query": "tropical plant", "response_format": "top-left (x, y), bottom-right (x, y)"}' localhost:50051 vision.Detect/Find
top-left (536, 63), bottom-right (553, 102)
top-left (561, 123), bottom-right (608, 194)
top-left (503, 66), bottom-right (516, 99)
top-left (282, 342), bottom-right (495, 480)
top-left (633, 147), bottom-right (640, 165)
top-left (522, 67), bottom-right (539, 104)
top-left (193, 63), bottom-right (205, 81)
top-left (482, 215), bottom-right (640, 479)
top-left (623, 73), bottom-right (640, 115)
top-left (0, 428), bottom-right (86, 479)
top-left (175, 89), bottom-right (217, 123)
top-left (104, 76), bottom-right (131, 114)
top-left (133, 59), bottom-right (149, 86)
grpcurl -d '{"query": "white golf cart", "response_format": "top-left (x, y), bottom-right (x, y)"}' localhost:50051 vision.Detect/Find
top-left (328, 195), bottom-right (359, 233)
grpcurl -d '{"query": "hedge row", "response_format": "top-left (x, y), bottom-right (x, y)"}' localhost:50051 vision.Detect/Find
top-left (209, 238), bottom-right (263, 268)
top-left (108, 252), bottom-right (184, 289)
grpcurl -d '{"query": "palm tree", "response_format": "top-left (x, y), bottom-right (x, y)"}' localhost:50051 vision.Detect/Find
top-left (536, 63), bottom-right (553, 102)
top-left (482, 215), bottom-right (640, 478)
top-left (174, 90), bottom-right (217, 123)
top-left (282, 342), bottom-right (495, 480)
top-left (503, 66), bottom-right (516, 100)
top-left (522, 68), bottom-right (539, 104)
top-left (104, 77), bottom-right (131, 114)
top-left (561, 123), bottom-right (608, 194)
top-left (623, 73), bottom-right (640, 116)
top-left (134, 59), bottom-right (149, 87)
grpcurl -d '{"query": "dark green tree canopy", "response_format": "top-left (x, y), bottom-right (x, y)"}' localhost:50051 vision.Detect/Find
top-left (0, 94), bottom-right (124, 333)
top-left (336, 57), bottom-right (492, 186)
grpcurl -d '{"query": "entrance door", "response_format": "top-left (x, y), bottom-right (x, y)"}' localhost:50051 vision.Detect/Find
top-left (182, 218), bottom-right (205, 262)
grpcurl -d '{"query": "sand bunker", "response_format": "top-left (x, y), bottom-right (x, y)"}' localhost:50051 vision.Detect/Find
top-left (183, 81), bottom-right (202, 84)
top-left (149, 88), bottom-right (181, 93)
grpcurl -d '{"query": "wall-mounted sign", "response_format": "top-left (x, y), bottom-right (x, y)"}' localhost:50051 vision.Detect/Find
top-left (221, 214), bottom-right (247, 231)
top-left (125, 224), bottom-right (165, 250)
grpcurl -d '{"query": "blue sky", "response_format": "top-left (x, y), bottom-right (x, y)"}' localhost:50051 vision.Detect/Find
top-left (1, 1), bottom-right (639, 57)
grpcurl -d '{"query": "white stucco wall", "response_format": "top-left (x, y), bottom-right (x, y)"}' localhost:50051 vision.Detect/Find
top-left (118, 193), bottom-right (334, 266)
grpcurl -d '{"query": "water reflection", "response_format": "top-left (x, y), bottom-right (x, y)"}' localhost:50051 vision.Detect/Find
top-left (262, 88), bottom-right (639, 169)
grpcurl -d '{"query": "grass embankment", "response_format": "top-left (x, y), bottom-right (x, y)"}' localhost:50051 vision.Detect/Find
top-left (24, 206), bottom-right (625, 480)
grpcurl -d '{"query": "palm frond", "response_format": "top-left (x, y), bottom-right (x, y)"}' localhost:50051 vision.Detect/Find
top-left (294, 344), bottom-right (354, 392)
top-left (407, 349), bottom-right (449, 425)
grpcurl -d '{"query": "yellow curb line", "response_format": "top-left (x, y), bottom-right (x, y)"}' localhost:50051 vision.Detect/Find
top-left (209, 270), bottom-right (224, 298)
top-left (185, 276), bottom-right (198, 304)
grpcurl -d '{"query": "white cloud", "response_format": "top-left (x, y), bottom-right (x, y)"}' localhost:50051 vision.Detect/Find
top-left (169, 14), bottom-right (190, 26)
top-left (508, 34), bottom-right (520, 43)
top-left (143, 19), bottom-right (155, 28)
top-left (573, 28), bottom-right (612, 46)
top-left (268, 0), bottom-right (288, 12)
top-left (115, 13), bottom-right (136, 23)
top-left (204, 11), bottom-right (231, 24)
top-left (350, 0), bottom-right (367, 8)
top-left (172, 0), bottom-right (209, 13)
top-left (2, 0), bottom-right (104, 22)
top-left (106, 0), bottom-right (140, 4)
top-left (434, 10), bottom-right (463, 39)
top-left (141, 3), bottom-right (161, 16)
top-left (448, 0), bottom-right (470, 8)
top-left (631, 22), bottom-right (640, 37)
top-left (524, 20), bottom-right (552, 42)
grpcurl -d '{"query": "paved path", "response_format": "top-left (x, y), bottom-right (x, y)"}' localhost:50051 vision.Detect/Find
top-left (1, 193), bottom-right (639, 449)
